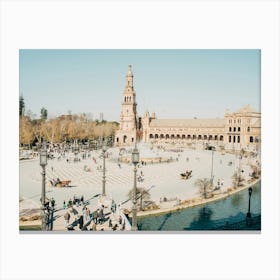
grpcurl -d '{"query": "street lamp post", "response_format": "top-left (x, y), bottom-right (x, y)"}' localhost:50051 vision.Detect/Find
top-left (40, 142), bottom-right (48, 231)
top-left (247, 187), bottom-right (253, 218)
top-left (102, 144), bottom-right (107, 196)
top-left (131, 144), bottom-right (140, 231)
top-left (210, 146), bottom-right (215, 185)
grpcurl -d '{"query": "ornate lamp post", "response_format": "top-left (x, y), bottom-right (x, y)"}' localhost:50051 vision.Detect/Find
top-left (247, 187), bottom-right (253, 218)
top-left (101, 144), bottom-right (107, 196)
top-left (40, 142), bottom-right (48, 231)
top-left (210, 146), bottom-right (215, 185)
top-left (131, 144), bottom-right (140, 231)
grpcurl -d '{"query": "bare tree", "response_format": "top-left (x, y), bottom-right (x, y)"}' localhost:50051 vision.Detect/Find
top-left (127, 187), bottom-right (151, 211)
top-left (232, 171), bottom-right (245, 187)
top-left (195, 178), bottom-right (213, 199)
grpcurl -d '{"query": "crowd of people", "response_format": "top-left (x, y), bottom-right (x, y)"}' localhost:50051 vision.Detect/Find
top-left (61, 195), bottom-right (126, 231)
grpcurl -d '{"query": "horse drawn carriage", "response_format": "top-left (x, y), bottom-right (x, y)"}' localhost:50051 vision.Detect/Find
top-left (180, 170), bottom-right (192, 180)
top-left (49, 179), bottom-right (71, 188)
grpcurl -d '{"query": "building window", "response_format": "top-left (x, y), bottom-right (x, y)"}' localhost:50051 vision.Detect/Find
top-left (247, 127), bottom-right (250, 132)
top-left (220, 135), bottom-right (223, 141)
top-left (233, 135), bottom-right (236, 143)
top-left (233, 127), bottom-right (236, 132)
top-left (229, 136), bottom-right (231, 143)
top-left (238, 127), bottom-right (240, 132)
top-left (214, 135), bottom-right (218, 140)
top-left (116, 137), bottom-right (119, 143)
top-left (250, 136), bottom-right (254, 143)
top-left (229, 127), bottom-right (232, 132)
top-left (237, 136), bottom-right (240, 143)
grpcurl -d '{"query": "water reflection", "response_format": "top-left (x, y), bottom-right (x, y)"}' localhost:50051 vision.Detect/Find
top-left (138, 181), bottom-right (261, 231)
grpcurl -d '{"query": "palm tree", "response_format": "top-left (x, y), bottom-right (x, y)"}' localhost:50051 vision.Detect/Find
top-left (195, 178), bottom-right (213, 199)
top-left (127, 187), bottom-right (151, 211)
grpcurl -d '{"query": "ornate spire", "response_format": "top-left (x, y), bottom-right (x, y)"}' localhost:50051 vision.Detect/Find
top-left (127, 64), bottom-right (133, 77)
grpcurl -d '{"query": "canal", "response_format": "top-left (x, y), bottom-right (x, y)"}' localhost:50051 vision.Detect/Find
top-left (138, 181), bottom-right (261, 231)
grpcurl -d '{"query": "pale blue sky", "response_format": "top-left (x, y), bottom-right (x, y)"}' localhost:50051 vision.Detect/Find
top-left (19, 49), bottom-right (260, 121)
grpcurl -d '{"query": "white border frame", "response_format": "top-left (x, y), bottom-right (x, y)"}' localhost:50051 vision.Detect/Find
top-left (1, 1), bottom-right (279, 280)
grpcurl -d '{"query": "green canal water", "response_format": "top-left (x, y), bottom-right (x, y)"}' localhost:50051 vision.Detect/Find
top-left (138, 181), bottom-right (261, 231)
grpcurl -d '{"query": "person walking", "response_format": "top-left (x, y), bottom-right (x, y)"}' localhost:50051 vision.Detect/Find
top-left (63, 201), bottom-right (66, 209)
top-left (64, 211), bottom-right (70, 228)
top-left (86, 208), bottom-right (91, 222)
top-left (93, 210), bottom-right (98, 224)
top-left (51, 198), bottom-right (55, 209)
top-left (78, 215), bottom-right (84, 230)
top-left (91, 222), bottom-right (97, 231)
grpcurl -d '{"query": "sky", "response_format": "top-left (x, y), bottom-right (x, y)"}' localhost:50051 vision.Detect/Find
top-left (19, 49), bottom-right (260, 121)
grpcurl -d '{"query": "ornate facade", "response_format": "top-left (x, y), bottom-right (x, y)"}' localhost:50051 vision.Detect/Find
top-left (115, 66), bottom-right (261, 151)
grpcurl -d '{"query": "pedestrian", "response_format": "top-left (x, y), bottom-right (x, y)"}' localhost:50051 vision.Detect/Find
top-left (93, 210), bottom-right (98, 224)
top-left (63, 201), bottom-right (66, 209)
top-left (119, 216), bottom-right (122, 225)
top-left (99, 209), bottom-right (104, 223)
top-left (81, 195), bottom-right (84, 205)
top-left (122, 221), bottom-right (126, 230)
top-left (64, 211), bottom-right (70, 228)
top-left (112, 224), bottom-right (118, 231)
top-left (109, 219), bottom-right (112, 228)
top-left (78, 215), bottom-right (84, 230)
top-left (91, 222), bottom-right (97, 231)
top-left (51, 198), bottom-right (55, 208)
top-left (86, 208), bottom-right (90, 222)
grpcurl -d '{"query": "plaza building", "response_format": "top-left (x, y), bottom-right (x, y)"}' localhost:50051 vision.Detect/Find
top-left (114, 65), bottom-right (261, 152)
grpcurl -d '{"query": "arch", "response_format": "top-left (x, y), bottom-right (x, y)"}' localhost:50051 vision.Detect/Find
top-left (176, 134), bottom-right (180, 139)
top-left (160, 134), bottom-right (164, 139)
top-left (233, 135), bottom-right (236, 143)
top-left (229, 127), bottom-right (232, 132)
top-left (123, 135), bottom-right (127, 143)
top-left (149, 134), bottom-right (153, 139)
top-left (237, 136), bottom-right (240, 143)
top-left (233, 127), bottom-right (236, 132)
top-left (214, 135), bottom-right (218, 140)
top-left (187, 135), bottom-right (191, 139)
top-left (182, 134), bottom-right (186, 139)
top-left (124, 97), bottom-right (126, 102)
top-left (171, 134), bottom-right (175, 139)
top-left (165, 134), bottom-right (169, 139)
top-left (220, 135), bottom-right (224, 141)
top-left (155, 134), bottom-right (159, 139)
top-left (116, 137), bottom-right (119, 143)
top-left (204, 135), bottom-right (207, 140)
top-left (193, 135), bottom-right (196, 140)
top-left (209, 135), bottom-right (213, 140)
top-left (132, 137), bottom-right (134, 142)
top-left (198, 135), bottom-right (202, 140)
top-left (238, 127), bottom-right (240, 132)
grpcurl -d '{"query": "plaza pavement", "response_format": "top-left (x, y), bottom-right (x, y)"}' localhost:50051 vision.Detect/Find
top-left (19, 143), bottom-right (259, 230)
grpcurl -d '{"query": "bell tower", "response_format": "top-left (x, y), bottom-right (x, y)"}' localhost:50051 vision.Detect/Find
top-left (115, 65), bottom-right (138, 146)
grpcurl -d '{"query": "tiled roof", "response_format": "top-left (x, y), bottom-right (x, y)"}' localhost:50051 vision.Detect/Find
top-left (150, 118), bottom-right (225, 128)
